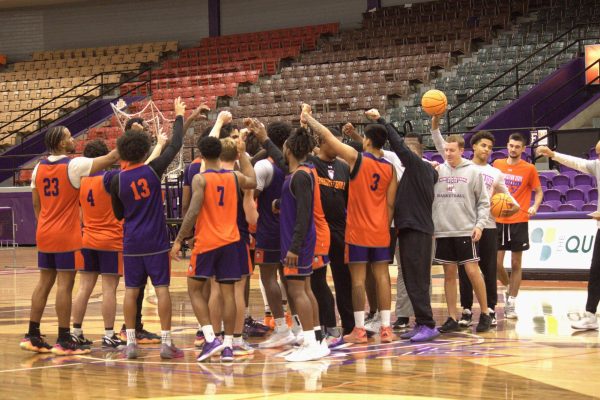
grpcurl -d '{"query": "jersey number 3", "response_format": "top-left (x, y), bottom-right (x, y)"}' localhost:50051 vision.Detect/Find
top-left (370, 173), bottom-right (381, 191)
top-left (43, 178), bottom-right (59, 196)
top-left (130, 178), bottom-right (151, 200)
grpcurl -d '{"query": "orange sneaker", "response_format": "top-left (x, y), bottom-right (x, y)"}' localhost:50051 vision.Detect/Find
top-left (343, 327), bottom-right (368, 344)
top-left (380, 326), bottom-right (397, 343)
top-left (285, 313), bottom-right (293, 328)
top-left (263, 315), bottom-right (275, 330)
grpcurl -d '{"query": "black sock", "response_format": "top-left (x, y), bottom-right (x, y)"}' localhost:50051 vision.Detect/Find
top-left (58, 327), bottom-right (71, 340)
top-left (28, 321), bottom-right (40, 336)
top-left (265, 311), bottom-right (272, 316)
top-left (73, 323), bottom-right (82, 329)
top-left (217, 331), bottom-right (224, 337)
top-left (315, 328), bottom-right (323, 342)
top-left (233, 333), bottom-right (242, 338)
top-left (105, 327), bottom-right (113, 331)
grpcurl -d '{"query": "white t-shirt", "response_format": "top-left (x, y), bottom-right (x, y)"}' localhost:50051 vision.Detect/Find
top-left (383, 150), bottom-right (404, 182)
top-left (254, 158), bottom-right (274, 192)
top-left (30, 155), bottom-right (94, 189)
top-left (474, 163), bottom-right (517, 229)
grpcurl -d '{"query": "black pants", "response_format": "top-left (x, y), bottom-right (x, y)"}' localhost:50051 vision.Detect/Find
top-left (586, 229), bottom-right (600, 313)
top-left (458, 228), bottom-right (497, 310)
top-left (310, 266), bottom-right (336, 328)
top-left (329, 229), bottom-right (355, 334)
top-left (397, 228), bottom-right (435, 328)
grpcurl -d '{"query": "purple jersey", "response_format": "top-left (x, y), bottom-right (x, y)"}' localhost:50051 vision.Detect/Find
top-left (118, 164), bottom-right (169, 255)
top-left (256, 158), bottom-right (284, 250)
top-left (237, 187), bottom-right (250, 245)
top-left (280, 168), bottom-right (316, 263)
top-left (183, 158), bottom-right (202, 187)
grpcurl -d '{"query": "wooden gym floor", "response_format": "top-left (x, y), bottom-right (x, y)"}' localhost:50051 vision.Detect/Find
top-left (0, 248), bottom-right (599, 399)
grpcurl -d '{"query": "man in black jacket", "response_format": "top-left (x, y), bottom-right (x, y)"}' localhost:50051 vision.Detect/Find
top-left (366, 109), bottom-right (439, 342)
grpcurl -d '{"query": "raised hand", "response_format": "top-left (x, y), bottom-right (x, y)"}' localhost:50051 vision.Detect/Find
top-left (189, 104), bottom-right (210, 121)
top-left (536, 146), bottom-right (554, 158)
top-left (365, 108), bottom-right (381, 121)
top-left (217, 110), bottom-right (233, 125)
top-left (342, 122), bottom-right (355, 137)
top-left (174, 97), bottom-right (186, 117)
top-left (244, 118), bottom-right (268, 143)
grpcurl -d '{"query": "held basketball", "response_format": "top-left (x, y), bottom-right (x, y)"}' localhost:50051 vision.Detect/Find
top-left (421, 89), bottom-right (448, 116)
top-left (490, 193), bottom-right (513, 218)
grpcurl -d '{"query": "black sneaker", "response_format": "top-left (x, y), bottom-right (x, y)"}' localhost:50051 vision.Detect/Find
top-left (476, 313), bottom-right (492, 333)
top-left (20, 334), bottom-right (53, 353)
top-left (458, 309), bottom-right (473, 327)
top-left (102, 334), bottom-right (126, 349)
top-left (72, 334), bottom-right (93, 347)
top-left (52, 336), bottom-right (92, 356)
top-left (438, 317), bottom-right (460, 333)
top-left (136, 328), bottom-right (161, 344)
top-left (392, 317), bottom-right (409, 330)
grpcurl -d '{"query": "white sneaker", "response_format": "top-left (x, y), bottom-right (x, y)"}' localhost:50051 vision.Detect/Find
top-left (458, 308), bottom-right (473, 327)
top-left (259, 329), bottom-right (295, 349)
top-left (294, 331), bottom-right (304, 346)
top-left (571, 312), bottom-right (599, 330)
top-left (365, 311), bottom-right (381, 333)
top-left (505, 296), bottom-right (518, 319)
top-left (285, 342), bottom-right (322, 362)
top-left (317, 340), bottom-right (331, 358)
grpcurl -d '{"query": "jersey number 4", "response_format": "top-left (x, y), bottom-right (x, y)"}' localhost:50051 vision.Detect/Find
top-left (86, 190), bottom-right (95, 207)
top-left (43, 178), bottom-right (59, 196)
top-left (130, 178), bottom-right (151, 200)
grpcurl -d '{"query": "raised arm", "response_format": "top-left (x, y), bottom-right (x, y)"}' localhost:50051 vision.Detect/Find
top-left (537, 146), bottom-right (599, 175)
top-left (149, 97), bottom-right (186, 177)
top-left (210, 111), bottom-right (232, 138)
top-left (245, 118), bottom-right (287, 172)
top-left (171, 174), bottom-right (205, 260)
top-left (342, 122), bottom-right (364, 143)
top-left (234, 139), bottom-right (257, 190)
top-left (144, 129), bottom-right (168, 165)
top-left (183, 104), bottom-right (210, 134)
top-left (90, 149), bottom-right (120, 175)
top-left (430, 115), bottom-right (446, 157)
top-left (243, 189), bottom-right (258, 225)
top-left (386, 168), bottom-right (398, 226)
top-left (109, 174), bottom-right (124, 221)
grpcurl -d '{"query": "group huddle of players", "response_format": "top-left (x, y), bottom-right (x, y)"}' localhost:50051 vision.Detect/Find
top-left (23, 97), bottom-right (581, 364)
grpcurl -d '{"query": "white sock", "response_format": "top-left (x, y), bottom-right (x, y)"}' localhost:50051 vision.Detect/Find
top-left (202, 325), bottom-right (216, 343)
top-left (292, 315), bottom-right (302, 331)
top-left (73, 327), bottom-right (83, 337)
top-left (161, 330), bottom-right (172, 346)
top-left (275, 317), bottom-right (287, 331)
top-left (233, 336), bottom-right (243, 346)
top-left (303, 329), bottom-right (316, 345)
top-left (380, 310), bottom-right (391, 327)
top-left (223, 335), bottom-right (233, 348)
top-left (126, 329), bottom-right (136, 345)
top-left (197, 323), bottom-right (202, 330)
top-left (105, 329), bottom-right (114, 338)
top-left (354, 311), bottom-right (365, 328)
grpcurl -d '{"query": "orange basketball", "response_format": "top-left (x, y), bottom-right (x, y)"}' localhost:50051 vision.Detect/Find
top-left (490, 193), bottom-right (513, 218)
top-left (421, 89), bottom-right (448, 116)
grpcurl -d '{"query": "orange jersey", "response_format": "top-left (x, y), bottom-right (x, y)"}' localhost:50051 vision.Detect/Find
top-left (346, 152), bottom-right (393, 247)
top-left (493, 159), bottom-right (541, 224)
top-left (80, 171), bottom-right (123, 251)
top-left (302, 166), bottom-right (330, 256)
top-left (193, 169), bottom-right (240, 254)
top-left (34, 158), bottom-right (82, 252)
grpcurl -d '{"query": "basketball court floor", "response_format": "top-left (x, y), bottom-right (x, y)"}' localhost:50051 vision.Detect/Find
top-left (0, 248), bottom-right (598, 399)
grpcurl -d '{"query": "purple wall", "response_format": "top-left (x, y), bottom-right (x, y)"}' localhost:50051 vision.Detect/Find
top-left (0, 190), bottom-right (35, 245)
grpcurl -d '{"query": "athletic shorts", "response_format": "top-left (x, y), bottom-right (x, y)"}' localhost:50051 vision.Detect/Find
top-left (189, 241), bottom-right (241, 282)
top-left (434, 236), bottom-right (480, 265)
top-left (497, 222), bottom-right (530, 251)
top-left (81, 249), bottom-right (123, 275)
top-left (344, 244), bottom-right (391, 264)
top-left (236, 240), bottom-right (253, 276)
top-left (38, 250), bottom-right (84, 271)
top-left (124, 252), bottom-right (171, 288)
top-left (312, 255), bottom-right (330, 269)
top-left (254, 248), bottom-right (280, 265)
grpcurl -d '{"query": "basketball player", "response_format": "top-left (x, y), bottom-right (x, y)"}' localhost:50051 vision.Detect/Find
top-left (493, 133), bottom-right (543, 319)
top-left (433, 135), bottom-right (492, 333)
top-left (253, 122), bottom-right (295, 348)
top-left (431, 117), bottom-right (519, 327)
top-left (303, 107), bottom-right (399, 344)
top-left (536, 145), bottom-right (599, 330)
top-left (170, 136), bottom-right (256, 362)
top-left (366, 109), bottom-right (440, 342)
top-left (21, 125), bottom-right (119, 355)
top-left (110, 97), bottom-right (186, 359)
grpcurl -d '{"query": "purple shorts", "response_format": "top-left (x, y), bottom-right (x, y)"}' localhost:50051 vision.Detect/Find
top-left (235, 240), bottom-right (252, 276)
top-left (345, 244), bottom-right (391, 264)
top-left (82, 249), bottom-right (123, 275)
top-left (254, 248), bottom-right (280, 265)
top-left (38, 250), bottom-right (84, 271)
top-left (123, 252), bottom-right (171, 288)
top-left (189, 241), bottom-right (242, 282)
top-left (281, 250), bottom-right (314, 277)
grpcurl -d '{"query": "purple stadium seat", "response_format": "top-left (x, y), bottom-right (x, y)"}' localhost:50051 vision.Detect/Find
top-left (552, 174), bottom-right (571, 188)
top-left (562, 170), bottom-right (578, 184)
top-left (577, 185), bottom-right (593, 199)
top-left (552, 185), bottom-right (569, 195)
top-left (539, 175), bottom-right (549, 188)
top-left (539, 171), bottom-right (558, 181)
top-left (491, 151), bottom-right (505, 162)
top-left (582, 203), bottom-right (598, 212)
top-left (558, 203), bottom-right (578, 212)
top-left (543, 200), bottom-right (562, 211)
top-left (431, 154), bottom-right (444, 164)
top-left (560, 164), bottom-right (578, 173)
top-left (566, 188), bottom-right (585, 202)
top-left (463, 150), bottom-right (473, 160)
top-left (537, 204), bottom-right (556, 213)
top-left (574, 174), bottom-right (593, 187)
top-left (543, 189), bottom-right (562, 202)
top-left (566, 200), bottom-right (585, 211)
top-left (423, 151), bottom-right (434, 161)
top-left (589, 188), bottom-right (598, 202)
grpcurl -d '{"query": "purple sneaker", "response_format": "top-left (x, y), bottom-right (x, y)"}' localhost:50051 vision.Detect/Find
top-left (410, 326), bottom-right (440, 342)
top-left (197, 338), bottom-right (225, 362)
top-left (160, 343), bottom-right (184, 359)
top-left (400, 325), bottom-right (422, 340)
top-left (244, 317), bottom-right (269, 337)
top-left (220, 346), bottom-right (234, 362)
top-left (326, 335), bottom-right (345, 349)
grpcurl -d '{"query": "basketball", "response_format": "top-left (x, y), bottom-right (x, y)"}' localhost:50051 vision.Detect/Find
top-left (421, 89), bottom-right (448, 116)
top-left (490, 193), bottom-right (513, 218)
